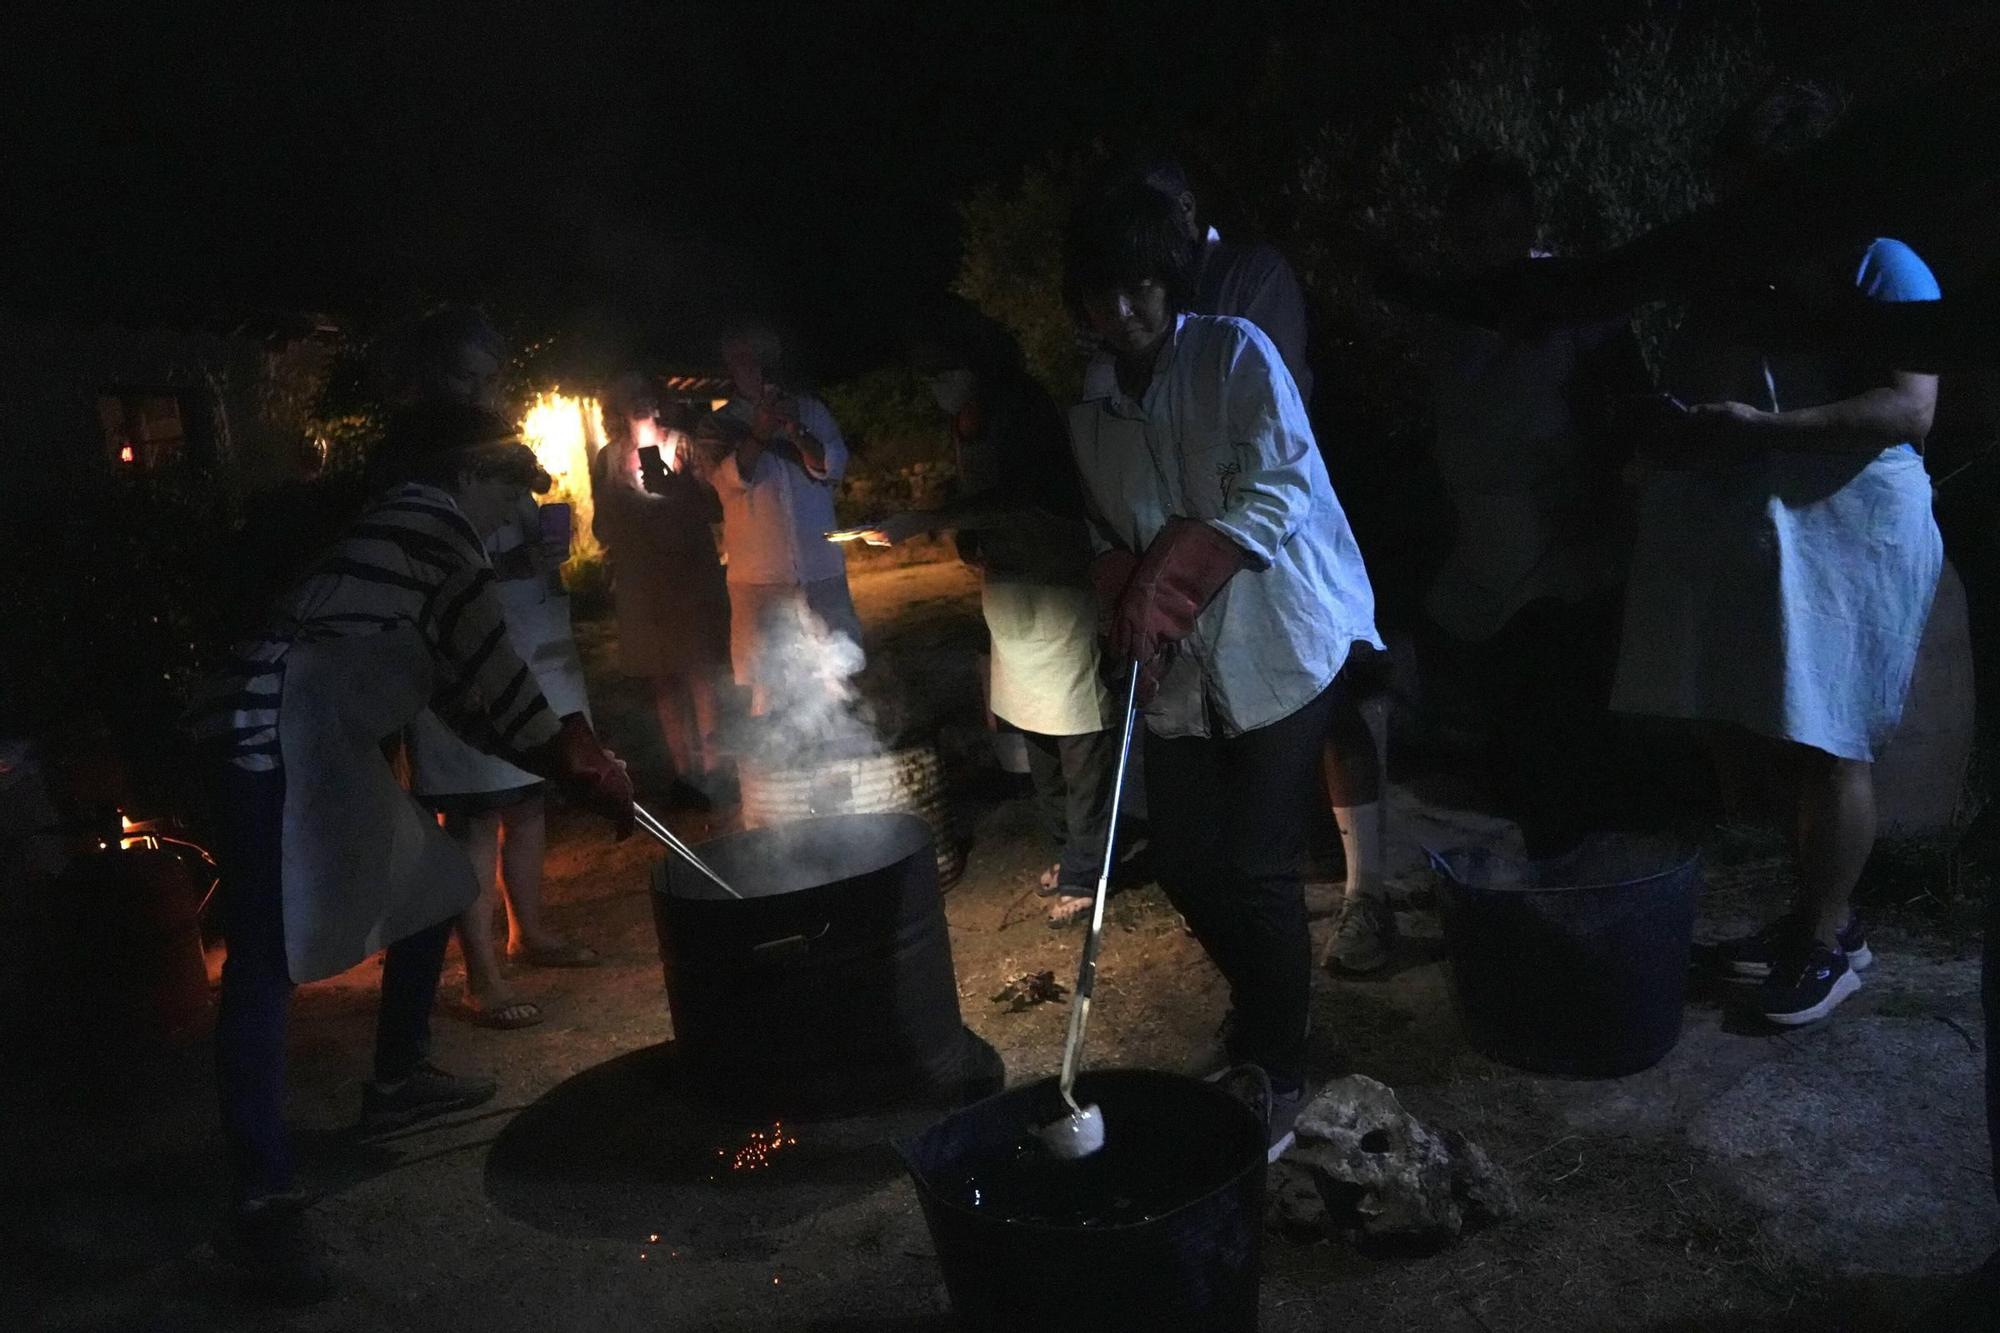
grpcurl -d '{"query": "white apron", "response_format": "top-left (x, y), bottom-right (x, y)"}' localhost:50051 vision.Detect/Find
top-left (277, 627), bottom-right (481, 983)
top-left (983, 576), bottom-right (1109, 737)
top-left (407, 575), bottom-right (590, 796)
top-left (1612, 447), bottom-right (1940, 762)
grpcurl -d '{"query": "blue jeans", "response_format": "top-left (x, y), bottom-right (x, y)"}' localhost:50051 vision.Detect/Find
top-left (210, 762), bottom-right (452, 1201)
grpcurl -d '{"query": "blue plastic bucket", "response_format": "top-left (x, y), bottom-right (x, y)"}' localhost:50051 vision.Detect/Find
top-left (1430, 836), bottom-right (1701, 1077)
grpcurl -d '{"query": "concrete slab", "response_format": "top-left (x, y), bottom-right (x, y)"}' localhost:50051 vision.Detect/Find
top-left (1687, 1014), bottom-right (2000, 1277)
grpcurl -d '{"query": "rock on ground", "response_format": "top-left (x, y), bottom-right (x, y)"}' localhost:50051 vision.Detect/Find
top-left (1273, 1074), bottom-right (1520, 1242)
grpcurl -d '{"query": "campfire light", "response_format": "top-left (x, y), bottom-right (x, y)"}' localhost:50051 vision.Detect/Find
top-left (518, 389), bottom-right (607, 571)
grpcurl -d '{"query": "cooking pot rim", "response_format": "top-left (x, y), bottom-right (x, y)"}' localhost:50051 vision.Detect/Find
top-left (898, 1068), bottom-right (1266, 1231)
top-left (657, 811), bottom-right (936, 901)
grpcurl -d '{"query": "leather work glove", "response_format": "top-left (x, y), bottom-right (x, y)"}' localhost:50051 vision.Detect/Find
top-left (1089, 548), bottom-right (1140, 637)
top-left (1112, 518), bottom-right (1251, 668)
top-left (531, 714), bottom-right (635, 838)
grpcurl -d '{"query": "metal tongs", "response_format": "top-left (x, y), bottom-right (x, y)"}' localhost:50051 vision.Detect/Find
top-left (631, 801), bottom-right (744, 899)
top-left (1038, 660), bottom-right (1143, 1160)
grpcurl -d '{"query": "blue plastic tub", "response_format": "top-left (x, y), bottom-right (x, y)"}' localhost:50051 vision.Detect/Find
top-left (1431, 836), bottom-right (1701, 1077)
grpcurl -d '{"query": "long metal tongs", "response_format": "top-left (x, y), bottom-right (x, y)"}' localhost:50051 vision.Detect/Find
top-left (1045, 661), bottom-right (1143, 1153)
top-left (631, 801), bottom-right (745, 899)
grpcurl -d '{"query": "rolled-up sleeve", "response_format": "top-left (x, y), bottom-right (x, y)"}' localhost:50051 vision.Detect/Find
top-left (800, 397), bottom-right (847, 483)
top-left (1204, 327), bottom-right (1318, 569)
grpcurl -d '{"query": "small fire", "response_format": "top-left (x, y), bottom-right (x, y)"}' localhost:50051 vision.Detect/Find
top-left (517, 389), bottom-right (607, 570)
top-left (719, 1122), bottom-right (799, 1173)
top-left (118, 444), bottom-right (136, 465)
top-left (117, 810), bottom-right (156, 851)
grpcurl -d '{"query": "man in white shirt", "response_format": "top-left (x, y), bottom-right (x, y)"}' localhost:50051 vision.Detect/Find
top-left (697, 323), bottom-right (863, 715)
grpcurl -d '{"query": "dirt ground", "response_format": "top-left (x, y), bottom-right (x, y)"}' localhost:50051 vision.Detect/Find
top-left (5, 557), bottom-right (1997, 1332)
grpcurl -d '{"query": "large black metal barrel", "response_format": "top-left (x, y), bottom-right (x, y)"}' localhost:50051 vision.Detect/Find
top-left (651, 812), bottom-right (991, 1115)
top-left (901, 1069), bottom-right (1267, 1331)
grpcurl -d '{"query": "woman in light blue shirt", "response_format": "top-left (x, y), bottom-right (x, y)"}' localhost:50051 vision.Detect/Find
top-left (1064, 185), bottom-right (1383, 1158)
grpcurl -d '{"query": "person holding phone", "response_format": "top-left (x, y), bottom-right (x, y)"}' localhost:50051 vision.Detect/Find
top-left (694, 321), bottom-right (861, 715)
top-left (591, 374), bottom-right (733, 808)
top-left (1614, 83), bottom-right (1944, 1026)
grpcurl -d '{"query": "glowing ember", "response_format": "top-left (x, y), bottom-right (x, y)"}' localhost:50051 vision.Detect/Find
top-left (725, 1122), bottom-right (799, 1173)
top-left (517, 389), bottom-right (607, 571)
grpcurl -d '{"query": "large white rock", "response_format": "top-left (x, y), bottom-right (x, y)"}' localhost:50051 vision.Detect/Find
top-left (1274, 1074), bottom-right (1519, 1241)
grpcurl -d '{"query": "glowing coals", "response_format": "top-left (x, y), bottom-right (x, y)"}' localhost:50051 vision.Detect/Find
top-left (716, 1122), bottom-right (799, 1173)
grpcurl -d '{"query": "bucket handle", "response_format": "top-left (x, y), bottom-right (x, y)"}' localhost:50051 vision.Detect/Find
top-left (749, 920), bottom-right (831, 965)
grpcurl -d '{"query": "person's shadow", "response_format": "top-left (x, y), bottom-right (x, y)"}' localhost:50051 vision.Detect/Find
top-left (480, 1042), bottom-right (946, 1259)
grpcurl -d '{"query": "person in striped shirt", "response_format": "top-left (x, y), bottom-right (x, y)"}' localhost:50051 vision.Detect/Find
top-left (187, 401), bottom-right (633, 1302)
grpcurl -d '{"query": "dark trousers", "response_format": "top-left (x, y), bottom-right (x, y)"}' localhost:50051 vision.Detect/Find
top-left (1022, 727), bottom-right (1120, 887)
top-left (1144, 682), bottom-right (1342, 1091)
top-left (1432, 592), bottom-right (1626, 858)
top-left (211, 763), bottom-right (452, 1202)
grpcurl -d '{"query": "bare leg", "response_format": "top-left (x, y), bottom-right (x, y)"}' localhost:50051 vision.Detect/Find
top-left (1790, 746), bottom-right (1876, 949)
top-left (653, 676), bottom-right (691, 781)
top-left (689, 669), bottom-right (725, 782)
top-left (1322, 692), bottom-right (1386, 900)
top-left (448, 811), bottom-right (520, 1010)
top-left (495, 794), bottom-right (563, 956)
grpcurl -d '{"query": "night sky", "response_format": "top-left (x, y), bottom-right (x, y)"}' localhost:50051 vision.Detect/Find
top-left (6, 0), bottom-right (1982, 373)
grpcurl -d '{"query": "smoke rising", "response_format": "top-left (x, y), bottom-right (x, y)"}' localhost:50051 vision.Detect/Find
top-left (738, 598), bottom-right (883, 765)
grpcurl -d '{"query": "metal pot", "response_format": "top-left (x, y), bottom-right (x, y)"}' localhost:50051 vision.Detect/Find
top-left (650, 811), bottom-right (995, 1116)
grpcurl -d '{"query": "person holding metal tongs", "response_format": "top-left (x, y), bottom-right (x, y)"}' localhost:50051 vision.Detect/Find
top-left (185, 402), bottom-right (635, 1302)
top-left (1062, 184), bottom-right (1384, 1160)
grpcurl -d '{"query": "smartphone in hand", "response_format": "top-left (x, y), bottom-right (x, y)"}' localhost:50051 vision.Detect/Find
top-left (538, 501), bottom-right (573, 552)
top-left (637, 444), bottom-right (668, 493)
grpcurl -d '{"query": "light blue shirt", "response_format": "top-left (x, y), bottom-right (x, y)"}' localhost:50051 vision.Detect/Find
top-left (1069, 314), bottom-right (1381, 739)
top-left (709, 393), bottom-right (849, 585)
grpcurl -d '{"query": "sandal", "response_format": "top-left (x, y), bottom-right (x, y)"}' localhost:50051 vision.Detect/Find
top-left (460, 995), bottom-right (544, 1030)
top-left (1046, 883), bottom-right (1099, 928)
top-left (1034, 862), bottom-right (1063, 897)
top-left (507, 940), bottom-right (602, 969)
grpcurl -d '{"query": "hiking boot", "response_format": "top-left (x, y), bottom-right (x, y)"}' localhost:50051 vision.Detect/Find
top-left (218, 1193), bottom-right (333, 1305)
top-left (1710, 911), bottom-right (1871, 982)
top-left (1757, 942), bottom-right (1861, 1026)
top-left (360, 1061), bottom-right (497, 1136)
top-left (1322, 895), bottom-right (1396, 975)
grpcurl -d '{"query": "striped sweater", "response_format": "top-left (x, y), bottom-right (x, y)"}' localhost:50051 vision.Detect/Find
top-left (187, 483), bottom-right (563, 772)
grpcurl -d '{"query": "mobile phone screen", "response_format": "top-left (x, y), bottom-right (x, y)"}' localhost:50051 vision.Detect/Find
top-left (539, 501), bottom-right (573, 550)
